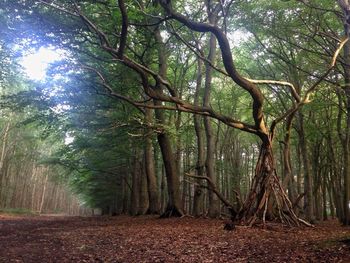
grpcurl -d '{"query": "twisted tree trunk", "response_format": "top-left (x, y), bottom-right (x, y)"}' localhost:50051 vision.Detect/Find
top-left (238, 138), bottom-right (307, 227)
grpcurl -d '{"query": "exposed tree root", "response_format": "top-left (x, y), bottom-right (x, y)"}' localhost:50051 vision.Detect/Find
top-left (160, 205), bottom-right (184, 218)
top-left (145, 209), bottom-right (160, 215)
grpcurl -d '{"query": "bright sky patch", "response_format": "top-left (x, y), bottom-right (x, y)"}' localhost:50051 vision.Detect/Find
top-left (20, 47), bottom-right (63, 81)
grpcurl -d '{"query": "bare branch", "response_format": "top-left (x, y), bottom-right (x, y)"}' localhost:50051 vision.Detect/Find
top-left (185, 173), bottom-right (235, 211)
top-left (246, 78), bottom-right (301, 103)
top-left (159, 0), bottom-right (266, 132)
top-left (270, 37), bottom-right (349, 133)
top-left (38, 1), bottom-right (79, 17)
top-left (80, 64), bottom-right (145, 114)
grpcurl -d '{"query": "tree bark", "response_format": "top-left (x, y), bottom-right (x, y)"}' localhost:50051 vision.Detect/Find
top-left (282, 113), bottom-right (297, 206)
top-left (154, 28), bottom-right (183, 217)
top-left (343, 21), bottom-right (350, 226)
top-left (130, 152), bottom-right (141, 216)
top-left (193, 58), bottom-right (205, 217)
top-left (338, 0), bottom-right (350, 226)
top-left (204, 5), bottom-right (220, 218)
top-left (144, 107), bottom-right (160, 214)
top-left (39, 170), bottom-right (49, 214)
top-left (297, 111), bottom-right (315, 222)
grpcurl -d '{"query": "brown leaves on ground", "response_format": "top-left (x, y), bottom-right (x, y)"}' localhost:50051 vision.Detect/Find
top-left (0, 214), bottom-right (349, 262)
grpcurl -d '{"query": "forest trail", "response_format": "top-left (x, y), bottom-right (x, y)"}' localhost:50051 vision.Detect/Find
top-left (0, 215), bottom-right (349, 262)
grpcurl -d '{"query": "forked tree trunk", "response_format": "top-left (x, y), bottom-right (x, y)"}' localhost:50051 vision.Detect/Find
top-left (238, 139), bottom-right (304, 227)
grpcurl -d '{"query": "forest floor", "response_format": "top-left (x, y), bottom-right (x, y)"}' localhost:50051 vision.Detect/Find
top-left (0, 214), bottom-right (349, 263)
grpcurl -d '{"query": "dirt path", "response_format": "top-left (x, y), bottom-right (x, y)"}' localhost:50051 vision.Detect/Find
top-left (0, 214), bottom-right (349, 262)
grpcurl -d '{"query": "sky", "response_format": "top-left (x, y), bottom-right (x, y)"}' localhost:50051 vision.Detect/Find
top-left (20, 47), bottom-right (63, 81)
top-left (20, 47), bottom-right (75, 144)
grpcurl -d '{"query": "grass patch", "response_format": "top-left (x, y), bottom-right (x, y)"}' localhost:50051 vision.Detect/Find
top-left (0, 208), bottom-right (38, 216)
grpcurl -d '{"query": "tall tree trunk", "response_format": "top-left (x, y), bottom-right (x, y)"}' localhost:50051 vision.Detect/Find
top-left (154, 28), bottom-right (183, 217)
top-left (338, 0), bottom-right (350, 226)
top-left (144, 107), bottom-right (160, 214)
top-left (121, 176), bottom-right (129, 214)
top-left (193, 58), bottom-right (205, 217)
top-left (343, 28), bottom-right (350, 226)
top-left (138, 161), bottom-right (149, 215)
top-left (343, 111), bottom-right (350, 225)
top-left (322, 172), bottom-right (328, 221)
top-left (297, 112), bottom-right (315, 222)
top-left (282, 113), bottom-right (297, 205)
top-left (39, 170), bottom-right (49, 214)
top-left (160, 166), bottom-right (166, 213)
top-left (0, 122), bottom-right (10, 171)
top-left (130, 152), bottom-right (140, 216)
top-left (204, 21), bottom-right (220, 219)
top-left (31, 164), bottom-right (37, 211)
top-left (0, 122), bottom-right (10, 199)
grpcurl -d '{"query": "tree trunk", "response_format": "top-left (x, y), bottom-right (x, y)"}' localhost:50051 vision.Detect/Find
top-left (204, 24), bottom-right (220, 218)
top-left (144, 107), bottom-right (160, 214)
top-left (121, 176), bottom-right (129, 214)
top-left (338, 0), bottom-right (350, 226)
top-left (160, 166), bottom-right (166, 213)
top-left (282, 113), bottom-right (297, 207)
top-left (39, 170), bottom-right (49, 214)
top-left (193, 58), bottom-right (205, 217)
top-left (0, 122), bottom-right (10, 175)
top-left (138, 161), bottom-right (149, 215)
top-left (297, 112), bottom-right (315, 222)
top-left (154, 28), bottom-right (183, 217)
top-left (130, 153), bottom-right (140, 216)
top-left (156, 132), bottom-right (183, 217)
top-left (343, 44), bottom-right (350, 225)
top-left (0, 122), bottom-right (10, 203)
top-left (238, 138), bottom-right (303, 226)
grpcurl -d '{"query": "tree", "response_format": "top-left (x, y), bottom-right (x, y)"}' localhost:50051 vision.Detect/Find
top-left (337, 0), bottom-right (350, 225)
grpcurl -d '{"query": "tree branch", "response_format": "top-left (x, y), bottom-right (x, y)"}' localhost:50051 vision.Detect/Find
top-left (185, 173), bottom-right (235, 212)
top-left (159, 0), bottom-right (266, 132)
